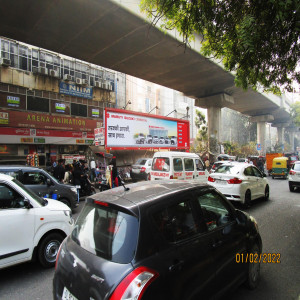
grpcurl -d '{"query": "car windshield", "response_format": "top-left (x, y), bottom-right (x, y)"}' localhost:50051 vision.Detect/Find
top-left (72, 201), bottom-right (139, 263)
top-left (135, 159), bottom-right (148, 165)
top-left (12, 178), bottom-right (46, 206)
top-left (214, 164), bottom-right (242, 175)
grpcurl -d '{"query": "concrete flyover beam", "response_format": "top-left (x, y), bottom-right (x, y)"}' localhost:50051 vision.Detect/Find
top-left (195, 93), bottom-right (234, 108)
top-left (250, 114), bottom-right (274, 123)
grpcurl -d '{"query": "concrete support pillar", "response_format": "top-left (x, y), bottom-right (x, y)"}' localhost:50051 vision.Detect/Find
top-left (250, 115), bottom-right (274, 155)
top-left (289, 131), bottom-right (295, 151)
top-left (277, 127), bottom-right (284, 146)
top-left (195, 93), bottom-right (234, 158)
top-left (207, 106), bottom-right (221, 155)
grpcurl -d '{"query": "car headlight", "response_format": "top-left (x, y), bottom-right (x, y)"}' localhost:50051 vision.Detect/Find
top-left (70, 187), bottom-right (77, 194)
top-left (249, 215), bottom-right (259, 232)
top-left (64, 210), bottom-right (72, 218)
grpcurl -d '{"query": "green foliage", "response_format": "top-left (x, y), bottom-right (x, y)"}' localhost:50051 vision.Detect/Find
top-left (140, 0), bottom-right (300, 92)
top-left (195, 109), bottom-right (207, 141)
top-left (290, 101), bottom-right (300, 126)
top-left (223, 141), bottom-right (258, 157)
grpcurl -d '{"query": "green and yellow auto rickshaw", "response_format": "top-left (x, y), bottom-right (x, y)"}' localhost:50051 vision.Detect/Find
top-left (272, 157), bottom-right (289, 179)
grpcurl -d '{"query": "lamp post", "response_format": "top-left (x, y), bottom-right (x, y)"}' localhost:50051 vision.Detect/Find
top-left (148, 106), bottom-right (158, 114)
top-left (123, 100), bottom-right (131, 110)
top-left (165, 109), bottom-right (177, 117)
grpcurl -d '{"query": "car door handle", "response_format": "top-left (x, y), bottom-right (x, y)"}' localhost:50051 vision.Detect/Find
top-left (212, 240), bottom-right (223, 248)
top-left (169, 260), bottom-right (184, 272)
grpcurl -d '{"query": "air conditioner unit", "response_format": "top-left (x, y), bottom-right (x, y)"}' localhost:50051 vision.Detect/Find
top-left (32, 66), bottom-right (39, 74)
top-left (38, 67), bottom-right (48, 75)
top-left (82, 79), bottom-right (89, 85)
top-left (48, 69), bottom-right (59, 78)
top-left (63, 74), bottom-right (72, 81)
top-left (94, 81), bottom-right (101, 88)
top-left (39, 62), bottom-right (46, 68)
top-left (0, 58), bottom-right (11, 67)
top-left (76, 78), bottom-right (82, 85)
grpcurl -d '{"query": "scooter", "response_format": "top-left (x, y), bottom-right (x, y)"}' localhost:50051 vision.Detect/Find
top-left (98, 175), bottom-right (126, 192)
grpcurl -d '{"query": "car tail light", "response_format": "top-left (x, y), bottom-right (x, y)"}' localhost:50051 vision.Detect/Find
top-left (110, 266), bottom-right (159, 300)
top-left (289, 170), bottom-right (296, 175)
top-left (140, 167), bottom-right (146, 173)
top-left (208, 176), bottom-right (215, 182)
top-left (170, 175), bottom-right (173, 179)
top-left (55, 243), bottom-right (63, 270)
top-left (227, 178), bottom-right (242, 184)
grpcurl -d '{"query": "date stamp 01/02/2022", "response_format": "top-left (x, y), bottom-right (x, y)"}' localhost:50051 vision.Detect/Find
top-left (236, 253), bottom-right (281, 264)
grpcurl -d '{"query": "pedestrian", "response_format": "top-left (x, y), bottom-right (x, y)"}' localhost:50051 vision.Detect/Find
top-left (109, 156), bottom-right (119, 188)
top-left (257, 158), bottom-right (264, 173)
top-left (53, 159), bottom-right (65, 182)
top-left (205, 158), bottom-right (210, 170)
top-left (73, 162), bottom-right (84, 186)
top-left (63, 164), bottom-right (73, 184)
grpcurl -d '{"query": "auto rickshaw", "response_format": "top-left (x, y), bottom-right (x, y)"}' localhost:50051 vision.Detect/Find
top-left (271, 157), bottom-right (289, 179)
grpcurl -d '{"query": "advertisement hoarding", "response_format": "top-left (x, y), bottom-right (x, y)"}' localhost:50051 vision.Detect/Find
top-left (105, 108), bottom-right (189, 150)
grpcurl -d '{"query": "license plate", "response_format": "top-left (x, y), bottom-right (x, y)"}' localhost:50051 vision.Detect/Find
top-left (216, 179), bottom-right (226, 185)
top-left (62, 287), bottom-right (78, 300)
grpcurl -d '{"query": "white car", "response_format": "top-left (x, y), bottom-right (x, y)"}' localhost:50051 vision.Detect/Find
top-left (288, 161), bottom-right (300, 192)
top-left (0, 174), bottom-right (74, 270)
top-left (207, 162), bottom-right (269, 207)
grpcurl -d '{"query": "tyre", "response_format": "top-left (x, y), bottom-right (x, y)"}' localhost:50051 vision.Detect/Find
top-left (59, 198), bottom-right (71, 208)
top-left (289, 182), bottom-right (295, 192)
top-left (244, 190), bottom-right (251, 208)
top-left (272, 175), bottom-right (274, 179)
top-left (245, 243), bottom-right (261, 290)
top-left (38, 232), bottom-right (64, 268)
top-left (264, 185), bottom-right (269, 201)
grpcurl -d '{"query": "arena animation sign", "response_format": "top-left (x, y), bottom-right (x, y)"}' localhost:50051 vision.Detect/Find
top-left (105, 108), bottom-right (190, 150)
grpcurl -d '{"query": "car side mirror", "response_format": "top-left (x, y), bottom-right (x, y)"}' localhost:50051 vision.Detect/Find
top-left (46, 178), bottom-right (52, 186)
top-left (235, 209), bottom-right (247, 225)
top-left (24, 198), bottom-right (31, 209)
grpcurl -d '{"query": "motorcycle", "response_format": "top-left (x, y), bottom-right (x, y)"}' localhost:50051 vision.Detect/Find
top-left (98, 175), bottom-right (126, 192)
top-left (79, 173), bottom-right (96, 197)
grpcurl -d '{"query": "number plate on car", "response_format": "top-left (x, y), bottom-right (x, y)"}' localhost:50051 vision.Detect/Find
top-left (216, 179), bottom-right (226, 185)
top-left (62, 287), bottom-right (78, 300)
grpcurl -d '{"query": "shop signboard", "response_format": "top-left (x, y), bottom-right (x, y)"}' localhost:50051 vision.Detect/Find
top-left (59, 82), bottom-right (93, 99)
top-left (0, 109), bottom-right (100, 132)
top-left (105, 108), bottom-right (189, 150)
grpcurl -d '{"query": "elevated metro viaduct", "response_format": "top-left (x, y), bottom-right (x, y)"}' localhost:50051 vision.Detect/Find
top-left (0, 0), bottom-right (295, 154)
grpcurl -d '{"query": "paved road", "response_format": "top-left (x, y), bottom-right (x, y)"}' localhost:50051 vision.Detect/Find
top-left (0, 178), bottom-right (299, 300)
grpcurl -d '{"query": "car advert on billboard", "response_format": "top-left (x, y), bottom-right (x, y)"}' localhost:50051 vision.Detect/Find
top-left (105, 108), bottom-right (189, 150)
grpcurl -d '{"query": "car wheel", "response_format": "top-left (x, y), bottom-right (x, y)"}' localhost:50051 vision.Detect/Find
top-left (272, 175), bottom-right (274, 179)
top-left (245, 243), bottom-right (261, 290)
top-left (38, 232), bottom-right (64, 268)
top-left (264, 185), bottom-right (269, 201)
top-left (244, 190), bottom-right (251, 208)
top-left (60, 198), bottom-right (71, 208)
top-left (289, 182), bottom-right (295, 192)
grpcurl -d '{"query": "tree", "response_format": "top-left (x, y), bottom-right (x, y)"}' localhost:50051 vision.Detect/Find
top-left (290, 101), bottom-right (300, 127)
top-left (195, 109), bottom-right (207, 141)
top-left (140, 0), bottom-right (299, 93)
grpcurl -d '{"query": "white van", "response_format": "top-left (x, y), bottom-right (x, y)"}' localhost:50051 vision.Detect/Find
top-left (150, 151), bottom-right (208, 181)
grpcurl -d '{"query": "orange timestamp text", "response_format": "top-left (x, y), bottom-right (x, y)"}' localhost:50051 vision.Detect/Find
top-left (235, 253), bottom-right (281, 264)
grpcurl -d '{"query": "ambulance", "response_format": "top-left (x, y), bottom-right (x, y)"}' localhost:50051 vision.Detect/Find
top-left (150, 151), bottom-right (208, 181)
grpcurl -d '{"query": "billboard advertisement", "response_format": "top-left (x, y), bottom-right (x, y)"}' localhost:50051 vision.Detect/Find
top-left (105, 108), bottom-right (189, 150)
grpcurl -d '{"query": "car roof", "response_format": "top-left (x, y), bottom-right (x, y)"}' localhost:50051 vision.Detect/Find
top-left (87, 180), bottom-right (214, 213)
top-left (154, 151), bottom-right (200, 158)
top-left (0, 165), bottom-right (43, 171)
top-left (0, 173), bottom-right (14, 181)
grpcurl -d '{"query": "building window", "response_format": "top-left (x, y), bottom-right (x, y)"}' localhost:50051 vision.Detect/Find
top-left (71, 103), bottom-right (87, 117)
top-left (27, 96), bottom-right (49, 113)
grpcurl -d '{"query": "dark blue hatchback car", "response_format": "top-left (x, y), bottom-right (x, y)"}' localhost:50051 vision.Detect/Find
top-left (53, 180), bottom-right (262, 300)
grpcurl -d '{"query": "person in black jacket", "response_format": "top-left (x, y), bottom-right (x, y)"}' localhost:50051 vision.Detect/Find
top-left (53, 159), bottom-right (65, 183)
top-left (109, 157), bottom-right (119, 187)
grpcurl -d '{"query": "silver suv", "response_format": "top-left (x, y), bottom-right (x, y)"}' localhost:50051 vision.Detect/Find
top-left (288, 161), bottom-right (300, 192)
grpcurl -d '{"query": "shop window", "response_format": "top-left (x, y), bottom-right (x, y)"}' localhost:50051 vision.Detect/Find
top-left (71, 103), bottom-right (87, 117)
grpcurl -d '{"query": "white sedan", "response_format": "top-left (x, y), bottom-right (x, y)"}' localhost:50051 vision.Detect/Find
top-left (207, 162), bottom-right (269, 207)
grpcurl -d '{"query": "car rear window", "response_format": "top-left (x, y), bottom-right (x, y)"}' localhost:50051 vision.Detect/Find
top-left (136, 159), bottom-right (147, 165)
top-left (215, 165), bottom-right (242, 174)
top-left (71, 202), bottom-right (138, 264)
top-left (152, 157), bottom-right (170, 171)
top-left (293, 163), bottom-right (300, 171)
